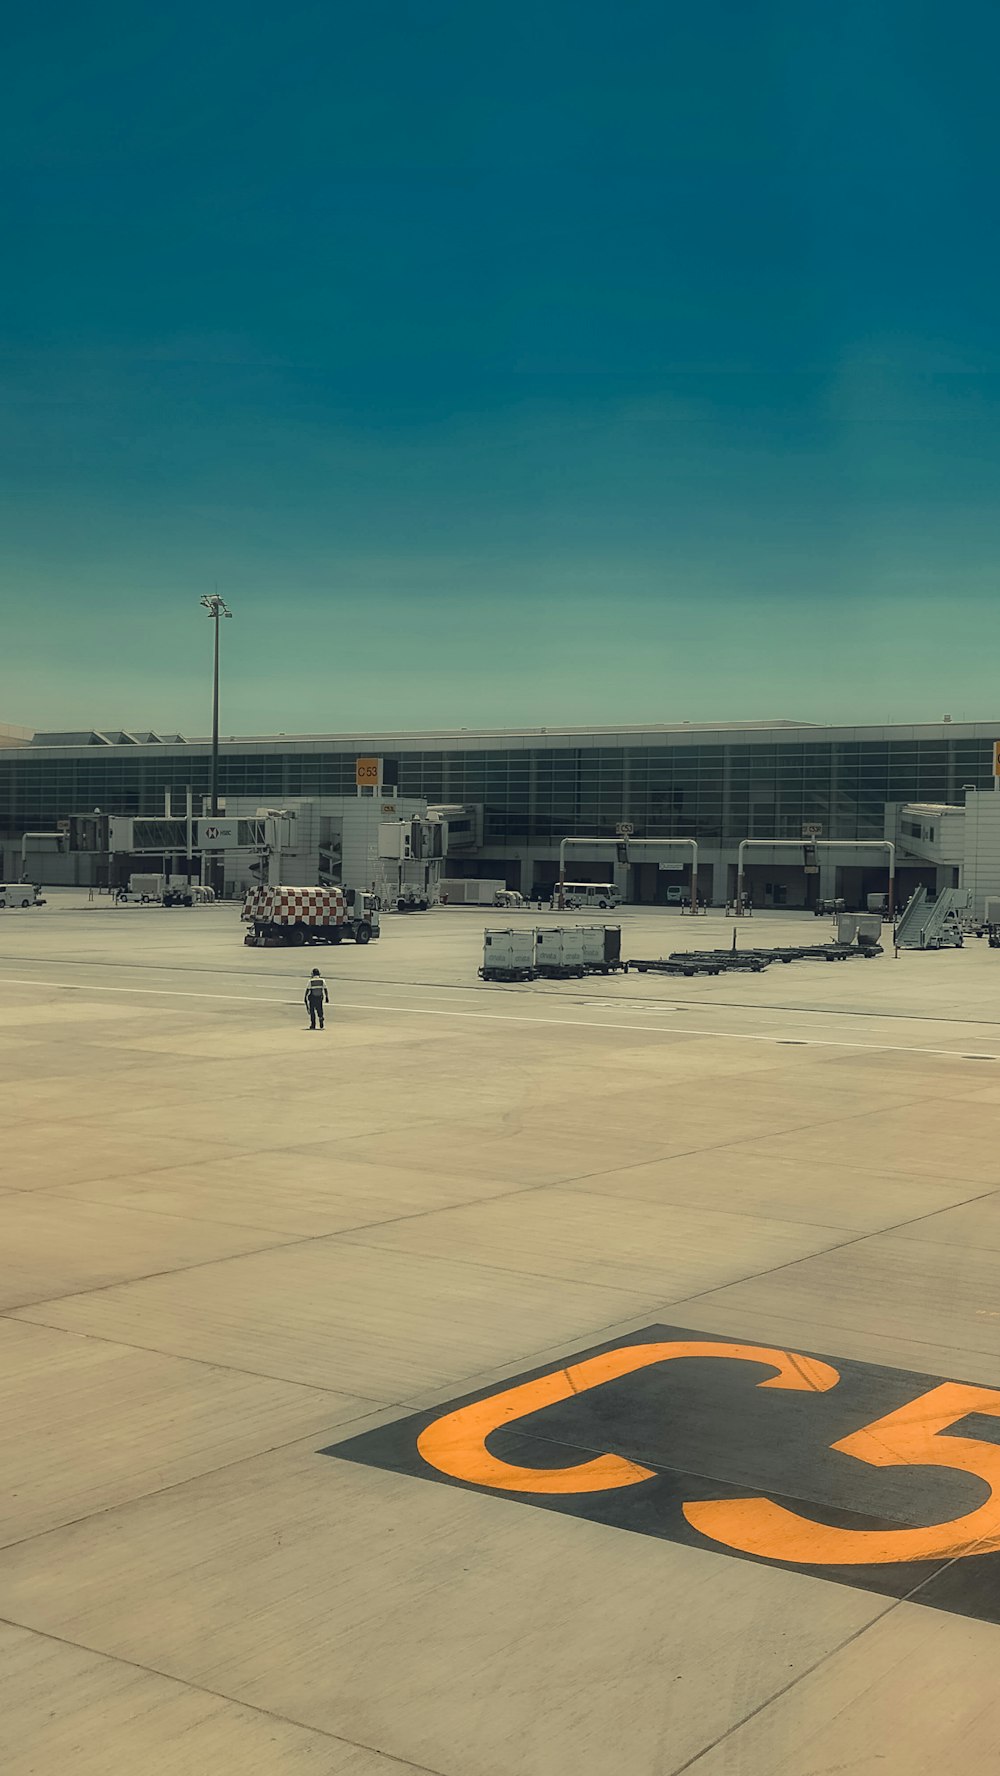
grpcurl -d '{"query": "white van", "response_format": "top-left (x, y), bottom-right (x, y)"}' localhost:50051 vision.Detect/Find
top-left (0, 883), bottom-right (45, 909)
top-left (552, 881), bottom-right (621, 911)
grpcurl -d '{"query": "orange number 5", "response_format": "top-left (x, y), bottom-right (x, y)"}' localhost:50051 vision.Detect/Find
top-left (684, 1381), bottom-right (1000, 1565)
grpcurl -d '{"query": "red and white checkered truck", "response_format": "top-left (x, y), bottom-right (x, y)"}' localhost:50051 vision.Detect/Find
top-left (242, 885), bottom-right (380, 947)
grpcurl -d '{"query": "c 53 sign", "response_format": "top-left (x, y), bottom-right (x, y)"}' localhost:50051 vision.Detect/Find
top-left (324, 1324), bottom-right (1000, 1620)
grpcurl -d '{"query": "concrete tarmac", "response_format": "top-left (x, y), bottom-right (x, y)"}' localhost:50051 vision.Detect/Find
top-left (4, 895), bottom-right (1000, 1773)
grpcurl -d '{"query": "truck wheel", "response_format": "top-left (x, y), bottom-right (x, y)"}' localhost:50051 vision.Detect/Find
top-left (287, 926), bottom-right (305, 945)
top-left (20, 897), bottom-right (31, 908)
top-left (355, 923), bottom-right (372, 944)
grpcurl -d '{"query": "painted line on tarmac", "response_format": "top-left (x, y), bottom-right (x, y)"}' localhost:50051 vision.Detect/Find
top-left (10, 952), bottom-right (1000, 1031)
top-left (0, 973), bottom-right (997, 1062)
top-left (0, 975), bottom-right (291, 1005)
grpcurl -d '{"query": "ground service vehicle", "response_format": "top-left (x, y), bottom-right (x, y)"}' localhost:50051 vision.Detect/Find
top-left (0, 883), bottom-right (45, 909)
top-left (242, 884), bottom-right (379, 946)
top-left (128, 873), bottom-right (166, 901)
top-left (552, 882), bottom-right (620, 911)
top-left (164, 884), bottom-right (216, 907)
top-left (395, 886), bottom-right (430, 912)
top-left (118, 875), bottom-right (213, 906)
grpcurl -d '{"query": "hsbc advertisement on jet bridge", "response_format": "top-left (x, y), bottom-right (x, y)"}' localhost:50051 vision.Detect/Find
top-left (197, 820), bottom-right (239, 847)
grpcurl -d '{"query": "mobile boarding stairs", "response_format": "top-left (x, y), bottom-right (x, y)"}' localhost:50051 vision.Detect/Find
top-left (894, 886), bottom-right (967, 951)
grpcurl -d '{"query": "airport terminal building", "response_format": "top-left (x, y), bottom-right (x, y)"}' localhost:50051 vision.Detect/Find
top-left (1, 716), bottom-right (998, 907)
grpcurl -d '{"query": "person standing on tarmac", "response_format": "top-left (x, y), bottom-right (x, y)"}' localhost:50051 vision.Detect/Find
top-left (304, 967), bottom-right (330, 1030)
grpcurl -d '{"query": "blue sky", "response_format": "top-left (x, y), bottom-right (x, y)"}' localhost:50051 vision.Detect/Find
top-left (3, 0), bottom-right (999, 733)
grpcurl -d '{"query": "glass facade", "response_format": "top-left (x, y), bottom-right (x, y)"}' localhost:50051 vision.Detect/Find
top-left (0, 731), bottom-right (995, 847)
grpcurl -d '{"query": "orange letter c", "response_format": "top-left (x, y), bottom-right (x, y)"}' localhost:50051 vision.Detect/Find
top-left (416, 1340), bottom-right (840, 1495)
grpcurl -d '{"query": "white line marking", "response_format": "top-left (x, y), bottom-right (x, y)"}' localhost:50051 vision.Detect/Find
top-left (0, 974), bottom-right (995, 1061)
top-left (0, 976), bottom-right (283, 1004)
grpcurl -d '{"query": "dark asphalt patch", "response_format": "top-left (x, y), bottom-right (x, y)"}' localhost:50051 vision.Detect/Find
top-left (321, 1323), bottom-right (1000, 1622)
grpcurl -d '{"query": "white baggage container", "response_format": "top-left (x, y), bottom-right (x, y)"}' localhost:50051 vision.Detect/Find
top-left (480, 928), bottom-right (536, 980)
top-left (838, 911), bottom-right (883, 947)
top-left (441, 878), bottom-right (506, 905)
top-left (534, 926), bottom-right (587, 977)
top-left (575, 924), bottom-right (623, 972)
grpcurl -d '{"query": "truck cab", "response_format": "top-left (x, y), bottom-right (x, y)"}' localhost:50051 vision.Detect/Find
top-left (345, 888), bottom-right (381, 932)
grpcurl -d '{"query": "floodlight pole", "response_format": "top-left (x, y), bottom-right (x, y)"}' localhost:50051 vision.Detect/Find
top-left (200, 593), bottom-right (232, 816)
top-left (199, 594), bottom-right (233, 891)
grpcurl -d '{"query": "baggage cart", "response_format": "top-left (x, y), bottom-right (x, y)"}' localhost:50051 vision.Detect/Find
top-left (479, 928), bottom-right (537, 982)
top-left (534, 926), bottom-right (588, 979)
top-left (577, 924), bottom-right (624, 974)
